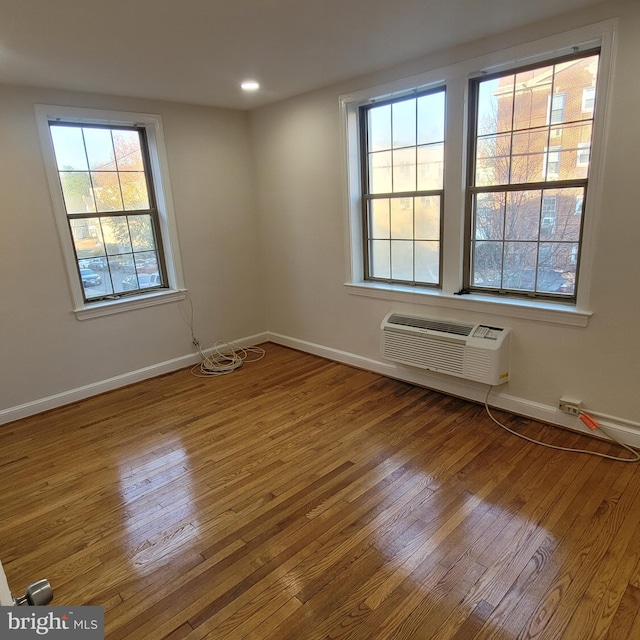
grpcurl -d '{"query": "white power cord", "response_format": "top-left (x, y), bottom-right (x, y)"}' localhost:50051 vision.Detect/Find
top-left (191, 339), bottom-right (265, 377)
top-left (484, 386), bottom-right (640, 463)
top-left (184, 296), bottom-right (265, 377)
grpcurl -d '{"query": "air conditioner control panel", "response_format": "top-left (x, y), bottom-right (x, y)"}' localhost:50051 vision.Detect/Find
top-left (473, 325), bottom-right (505, 340)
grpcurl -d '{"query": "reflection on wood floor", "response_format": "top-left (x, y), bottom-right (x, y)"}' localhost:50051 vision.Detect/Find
top-left (1, 343), bottom-right (639, 639)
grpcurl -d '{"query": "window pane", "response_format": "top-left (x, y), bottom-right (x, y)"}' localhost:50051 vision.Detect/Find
top-left (134, 251), bottom-right (159, 275)
top-left (122, 268), bottom-right (162, 292)
top-left (59, 172), bottom-right (96, 214)
top-left (369, 151), bottom-right (392, 193)
top-left (417, 91), bottom-right (445, 144)
top-left (472, 241), bottom-right (503, 287)
top-left (78, 257), bottom-right (113, 299)
top-left (120, 172), bottom-right (150, 210)
top-left (368, 104), bottom-right (391, 152)
top-left (505, 190), bottom-right (541, 241)
top-left (538, 242), bottom-right (577, 294)
top-left (540, 187), bottom-right (583, 241)
top-left (474, 192), bottom-right (505, 240)
top-left (390, 197), bottom-right (413, 239)
top-left (557, 122), bottom-right (593, 179)
top-left (70, 218), bottom-right (104, 259)
top-left (417, 143), bottom-right (444, 190)
top-left (513, 65), bottom-right (552, 130)
top-left (392, 99), bottom-right (416, 148)
top-left (554, 55), bottom-right (599, 121)
top-left (415, 196), bottom-right (440, 241)
top-left (503, 242), bottom-right (538, 290)
top-left (91, 171), bottom-right (124, 212)
top-left (392, 147), bottom-right (416, 192)
top-left (102, 216), bottom-right (133, 255)
top-left (83, 128), bottom-right (117, 171)
top-left (369, 199), bottom-right (390, 239)
top-left (391, 240), bottom-right (413, 281)
top-left (111, 255), bottom-right (137, 293)
top-left (478, 77), bottom-right (514, 136)
top-left (369, 240), bottom-right (390, 279)
top-left (127, 214), bottom-right (155, 252)
top-left (415, 241), bottom-right (439, 284)
top-left (50, 126), bottom-right (88, 171)
top-left (79, 263), bottom-right (111, 300)
top-left (476, 134), bottom-right (511, 187)
top-left (510, 130), bottom-right (547, 184)
top-left (113, 130), bottom-right (145, 171)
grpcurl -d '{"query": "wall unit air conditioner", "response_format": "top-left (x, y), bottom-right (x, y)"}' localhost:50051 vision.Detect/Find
top-left (381, 312), bottom-right (510, 385)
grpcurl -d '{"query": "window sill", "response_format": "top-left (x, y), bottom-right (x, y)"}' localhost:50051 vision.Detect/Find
top-left (344, 282), bottom-right (591, 327)
top-left (74, 288), bottom-right (187, 320)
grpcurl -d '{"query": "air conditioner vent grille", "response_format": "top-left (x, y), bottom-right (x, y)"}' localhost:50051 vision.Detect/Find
top-left (387, 314), bottom-right (473, 337)
top-left (383, 332), bottom-right (465, 375)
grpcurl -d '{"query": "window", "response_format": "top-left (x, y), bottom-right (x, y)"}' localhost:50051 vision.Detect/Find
top-left (541, 195), bottom-right (558, 236)
top-left (468, 50), bottom-right (600, 300)
top-left (360, 88), bottom-right (445, 286)
top-left (49, 123), bottom-right (165, 301)
top-left (544, 146), bottom-right (562, 179)
top-left (36, 105), bottom-right (185, 318)
top-left (582, 86), bottom-right (596, 111)
top-left (576, 142), bottom-right (591, 167)
top-left (341, 21), bottom-right (614, 326)
top-left (549, 93), bottom-right (566, 124)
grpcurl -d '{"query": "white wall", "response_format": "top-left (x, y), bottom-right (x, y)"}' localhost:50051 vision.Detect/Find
top-left (3, 1), bottom-right (639, 438)
top-left (0, 85), bottom-right (264, 418)
top-left (250, 0), bottom-right (640, 430)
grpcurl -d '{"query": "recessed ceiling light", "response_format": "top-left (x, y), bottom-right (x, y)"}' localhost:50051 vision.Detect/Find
top-left (241, 80), bottom-right (260, 91)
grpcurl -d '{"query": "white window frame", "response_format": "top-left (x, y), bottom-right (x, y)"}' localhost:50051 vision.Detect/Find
top-left (340, 19), bottom-right (616, 328)
top-left (35, 105), bottom-right (186, 320)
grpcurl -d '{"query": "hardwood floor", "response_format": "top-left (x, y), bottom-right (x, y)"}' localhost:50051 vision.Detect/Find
top-left (1, 343), bottom-right (639, 639)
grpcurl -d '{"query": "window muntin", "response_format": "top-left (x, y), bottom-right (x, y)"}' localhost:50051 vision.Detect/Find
top-left (360, 88), bottom-right (445, 287)
top-left (468, 51), bottom-right (600, 300)
top-left (48, 123), bottom-right (166, 302)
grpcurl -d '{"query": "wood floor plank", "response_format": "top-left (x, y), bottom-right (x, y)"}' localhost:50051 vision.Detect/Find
top-left (1, 343), bottom-right (638, 640)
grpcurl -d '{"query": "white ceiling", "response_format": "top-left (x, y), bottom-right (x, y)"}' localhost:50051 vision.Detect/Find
top-left (0, 0), bottom-right (604, 110)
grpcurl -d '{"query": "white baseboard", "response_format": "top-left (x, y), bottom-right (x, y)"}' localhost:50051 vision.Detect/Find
top-left (0, 332), bottom-right (269, 426)
top-left (267, 332), bottom-right (640, 450)
top-left (4, 330), bottom-right (639, 453)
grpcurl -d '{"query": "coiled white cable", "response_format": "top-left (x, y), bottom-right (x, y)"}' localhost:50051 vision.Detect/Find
top-left (191, 340), bottom-right (265, 377)
top-left (184, 296), bottom-right (265, 377)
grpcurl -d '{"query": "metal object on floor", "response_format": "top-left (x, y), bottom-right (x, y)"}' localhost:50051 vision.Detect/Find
top-left (0, 559), bottom-right (53, 606)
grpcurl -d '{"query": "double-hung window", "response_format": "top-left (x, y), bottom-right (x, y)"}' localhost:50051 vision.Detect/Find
top-left (49, 122), bottom-right (165, 301)
top-left (467, 50), bottom-right (600, 299)
top-left (36, 105), bottom-right (185, 318)
top-left (343, 21), bottom-right (613, 325)
top-left (360, 88), bottom-right (445, 286)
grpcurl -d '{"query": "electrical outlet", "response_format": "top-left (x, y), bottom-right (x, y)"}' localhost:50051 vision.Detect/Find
top-left (559, 397), bottom-right (582, 416)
